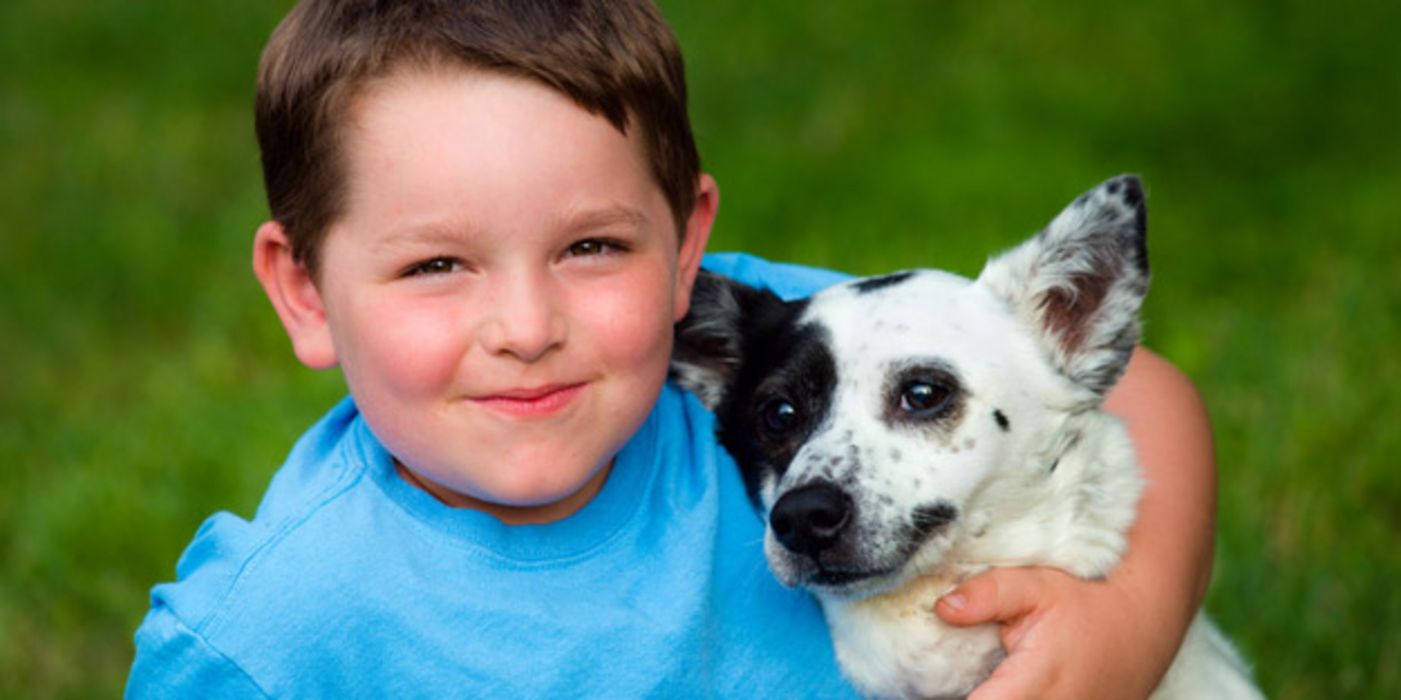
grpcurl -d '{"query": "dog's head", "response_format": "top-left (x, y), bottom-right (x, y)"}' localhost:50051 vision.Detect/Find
top-left (672, 176), bottom-right (1149, 599)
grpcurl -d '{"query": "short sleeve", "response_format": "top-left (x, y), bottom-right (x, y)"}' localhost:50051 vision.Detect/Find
top-left (126, 606), bottom-right (269, 699)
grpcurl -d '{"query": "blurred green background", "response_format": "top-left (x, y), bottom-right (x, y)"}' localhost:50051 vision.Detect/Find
top-left (2, 0), bottom-right (1398, 697)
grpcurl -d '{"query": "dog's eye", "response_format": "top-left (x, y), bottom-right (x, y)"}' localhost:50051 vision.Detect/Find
top-left (899, 381), bottom-right (952, 417)
top-left (758, 397), bottom-right (801, 436)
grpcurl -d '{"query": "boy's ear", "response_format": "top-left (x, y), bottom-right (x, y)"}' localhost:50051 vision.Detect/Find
top-left (672, 173), bottom-right (720, 321)
top-left (252, 221), bottom-right (339, 370)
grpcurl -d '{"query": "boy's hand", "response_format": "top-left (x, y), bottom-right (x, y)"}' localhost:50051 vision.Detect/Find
top-left (936, 566), bottom-right (1175, 700)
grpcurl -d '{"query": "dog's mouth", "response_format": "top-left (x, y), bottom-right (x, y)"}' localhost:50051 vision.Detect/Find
top-left (763, 485), bottom-right (962, 599)
top-left (774, 524), bottom-right (961, 599)
top-left (808, 566), bottom-right (895, 588)
top-left (766, 537), bottom-right (904, 593)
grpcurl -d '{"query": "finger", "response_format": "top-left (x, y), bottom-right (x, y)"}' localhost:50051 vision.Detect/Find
top-left (935, 568), bottom-right (1045, 627)
top-left (966, 643), bottom-right (1055, 700)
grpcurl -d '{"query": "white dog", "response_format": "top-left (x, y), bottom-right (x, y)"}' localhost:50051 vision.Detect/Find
top-left (672, 176), bottom-right (1262, 699)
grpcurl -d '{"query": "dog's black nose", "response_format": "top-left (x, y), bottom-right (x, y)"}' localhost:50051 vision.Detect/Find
top-left (770, 482), bottom-right (853, 557)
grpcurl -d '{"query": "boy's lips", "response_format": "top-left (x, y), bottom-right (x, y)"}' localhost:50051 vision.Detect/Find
top-left (470, 382), bottom-right (587, 417)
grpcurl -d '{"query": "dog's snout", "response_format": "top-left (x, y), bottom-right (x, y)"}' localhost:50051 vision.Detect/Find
top-left (770, 482), bottom-right (853, 557)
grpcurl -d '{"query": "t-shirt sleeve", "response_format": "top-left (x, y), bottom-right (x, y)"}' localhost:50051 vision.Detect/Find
top-left (126, 606), bottom-right (270, 699)
top-left (700, 252), bottom-right (852, 301)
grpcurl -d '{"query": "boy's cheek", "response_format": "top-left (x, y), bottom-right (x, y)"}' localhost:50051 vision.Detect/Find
top-left (579, 272), bottom-right (678, 362)
top-left (337, 300), bottom-right (466, 395)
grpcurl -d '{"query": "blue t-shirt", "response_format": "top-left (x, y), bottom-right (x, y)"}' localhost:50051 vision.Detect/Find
top-left (127, 254), bottom-right (857, 698)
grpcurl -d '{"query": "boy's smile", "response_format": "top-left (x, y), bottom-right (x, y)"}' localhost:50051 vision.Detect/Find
top-left (256, 67), bottom-right (714, 524)
top-left (470, 382), bottom-right (588, 418)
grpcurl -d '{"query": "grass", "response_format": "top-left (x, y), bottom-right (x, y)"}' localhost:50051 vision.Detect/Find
top-left (2, 0), bottom-right (1398, 696)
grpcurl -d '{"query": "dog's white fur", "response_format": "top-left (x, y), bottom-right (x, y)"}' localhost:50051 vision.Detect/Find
top-left (673, 177), bottom-right (1263, 699)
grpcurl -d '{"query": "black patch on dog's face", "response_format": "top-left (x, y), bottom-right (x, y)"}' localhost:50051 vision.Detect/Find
top-left (993, 409), bottom-right (1010, 432)
top-left (712, 312), bottom-right (839, 506)
top-left (851, 271), bottom-right (915, 294)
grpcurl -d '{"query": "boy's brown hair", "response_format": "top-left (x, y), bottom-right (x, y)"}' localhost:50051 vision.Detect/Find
top-left (255, 0), bottom-right (699, 275)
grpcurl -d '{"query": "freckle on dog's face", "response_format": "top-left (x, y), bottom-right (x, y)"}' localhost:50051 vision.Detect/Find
top-left (708, 271), bottom-right (1053, 597)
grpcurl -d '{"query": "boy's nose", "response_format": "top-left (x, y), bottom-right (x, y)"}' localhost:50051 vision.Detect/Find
top-left (478, 272), bottom-right (566, 362)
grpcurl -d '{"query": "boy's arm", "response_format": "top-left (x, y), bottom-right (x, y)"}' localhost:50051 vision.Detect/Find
top-left (935, 347), bottom-right (1216, 699)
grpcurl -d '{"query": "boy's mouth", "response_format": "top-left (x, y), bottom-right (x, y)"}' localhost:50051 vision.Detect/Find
top-left (471, 383), bottom-right (587, 418)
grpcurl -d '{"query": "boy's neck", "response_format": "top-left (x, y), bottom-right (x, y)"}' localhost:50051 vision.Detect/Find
top-left (394, 460), bottom-right (614, 525)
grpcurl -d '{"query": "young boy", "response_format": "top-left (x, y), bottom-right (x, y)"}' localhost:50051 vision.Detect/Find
top-left (128, 1), bottom-right (1218, 697)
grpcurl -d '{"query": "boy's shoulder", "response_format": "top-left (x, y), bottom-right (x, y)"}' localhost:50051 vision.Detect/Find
top-left (702, 252), bottom-right (853, 300)
top-left (127, 398), bottom-right (399, 696)
top-left (155, 397), bottom-right (368, 614)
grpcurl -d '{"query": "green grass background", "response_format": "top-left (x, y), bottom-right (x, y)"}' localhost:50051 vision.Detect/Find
top-left (3, 0), bottom-right (1397, 696)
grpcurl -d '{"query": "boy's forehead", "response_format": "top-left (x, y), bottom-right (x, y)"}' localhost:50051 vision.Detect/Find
top-left (352, 67), bottom-right (647, 169)
top-left (350, 64), bottom-right (640, 155)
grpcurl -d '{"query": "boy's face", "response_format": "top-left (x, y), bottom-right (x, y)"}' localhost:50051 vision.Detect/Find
top-left (270, 69), bottom-right (712, 523)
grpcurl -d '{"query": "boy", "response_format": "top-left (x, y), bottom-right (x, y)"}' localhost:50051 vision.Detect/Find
top-left (128, 1), bottom-right (1217, 697)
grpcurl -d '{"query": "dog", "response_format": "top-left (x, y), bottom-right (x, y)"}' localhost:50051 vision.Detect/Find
top-left (671, 176), bottom-right (1262, 699)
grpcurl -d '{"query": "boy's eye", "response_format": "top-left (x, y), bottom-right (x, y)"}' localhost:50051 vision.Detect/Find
top-left (402, 257), bottom-right (462, 277)
top-left (565, 238), bottom-right (624, 258)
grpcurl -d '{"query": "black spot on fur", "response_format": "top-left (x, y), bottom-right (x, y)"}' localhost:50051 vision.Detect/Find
top-left (993, 409), bottom-right (1010, 432)
top-left (909, 502), bottom-right (958, 541)
top-left (1120, 179), bottom-right (1144, 208)
top-left (1101, 176), bottom-right (1149, 276)
top-left (1129, 196), bottom-right (1149, 276)
top-left (852, 271), bottom-right (914, 294)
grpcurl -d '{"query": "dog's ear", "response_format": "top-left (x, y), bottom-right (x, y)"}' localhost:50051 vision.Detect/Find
top-left (671, 270), bottom-right (780, 410)
top-left (976, 175), bottom-right (1150, 400)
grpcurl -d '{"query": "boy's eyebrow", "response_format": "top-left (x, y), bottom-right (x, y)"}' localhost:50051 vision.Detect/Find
top-left (372, 224), bottom-right (474, 252)
top-left (557, 205), bottom-right (651, 234)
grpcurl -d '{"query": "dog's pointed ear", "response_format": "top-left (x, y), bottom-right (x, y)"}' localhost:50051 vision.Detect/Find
top-left (671, 270), bottom-right (779, 410)
top-left (977, 175), bottom-right (1150, 399)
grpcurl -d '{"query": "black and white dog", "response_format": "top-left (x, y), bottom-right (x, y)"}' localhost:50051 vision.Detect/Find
top-left (672, 177), bottom-right (1262, 699)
